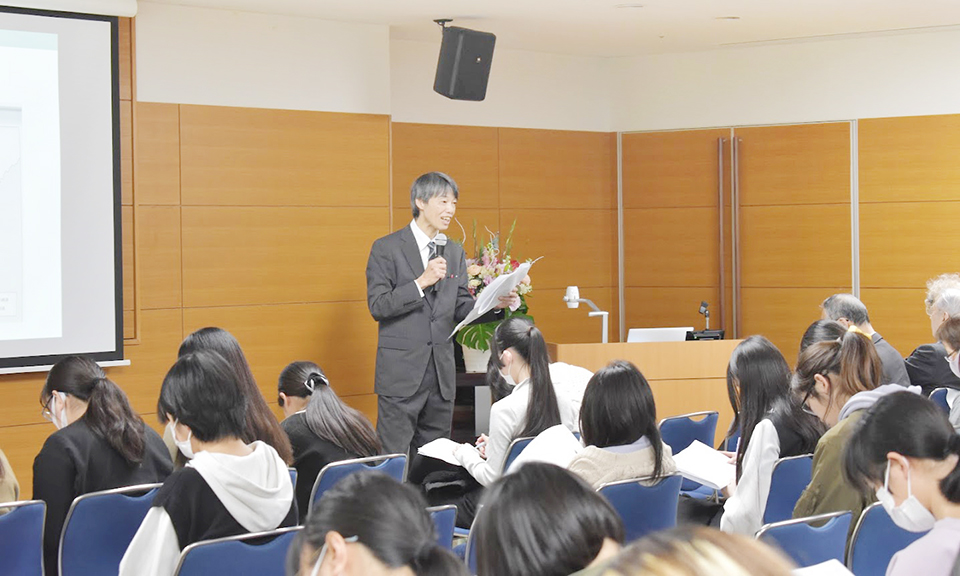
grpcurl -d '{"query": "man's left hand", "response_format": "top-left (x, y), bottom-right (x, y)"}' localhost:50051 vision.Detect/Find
top-left (496, 289), bottom-right (520, 310)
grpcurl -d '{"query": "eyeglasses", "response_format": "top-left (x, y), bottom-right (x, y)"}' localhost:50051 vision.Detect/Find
top-left (799, 387), bottom-right (816, 417)
top-left (40, 396), bottom-right (55, 422)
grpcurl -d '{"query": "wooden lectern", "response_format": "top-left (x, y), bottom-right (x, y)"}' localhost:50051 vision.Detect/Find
top-left (548, 340), bottom-right (743, 443)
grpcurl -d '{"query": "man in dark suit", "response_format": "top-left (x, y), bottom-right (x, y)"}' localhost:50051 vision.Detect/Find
top-left (366, 172), bottom-right (515, 455)
top-left (906, 285), bottom-right (960, 395)
top-left (820, 293), bottom-right (911, 386)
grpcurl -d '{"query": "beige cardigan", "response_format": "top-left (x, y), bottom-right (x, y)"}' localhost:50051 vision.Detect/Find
top-left (568, 443), bottom-right (676, 490)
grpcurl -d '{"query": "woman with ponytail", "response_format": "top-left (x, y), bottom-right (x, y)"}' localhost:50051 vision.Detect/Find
top-left (843, 392), bottom-right (960, 576)
top-left (277, 361), bottom-right (381, 515)
top-left (34, 356), bottom-right (172, 576)
top-left (792, 328), bottom-right (919, 534)
top-left (289, 472), bottom-right (468, 576)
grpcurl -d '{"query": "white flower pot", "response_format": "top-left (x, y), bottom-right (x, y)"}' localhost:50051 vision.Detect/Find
top-left (462, 346), bottom-right (491, 374)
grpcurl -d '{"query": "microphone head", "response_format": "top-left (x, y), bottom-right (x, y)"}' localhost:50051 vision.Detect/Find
top-left (434, 233), bottom-right (448, 247)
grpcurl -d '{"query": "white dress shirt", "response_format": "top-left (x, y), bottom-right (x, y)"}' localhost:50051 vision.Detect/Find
top-left (409, 220), bottom-right (436, 298)
top-left (720, 418), bottom-right (781, 536)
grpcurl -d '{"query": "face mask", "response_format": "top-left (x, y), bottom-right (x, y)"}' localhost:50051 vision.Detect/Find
top-left (875, 460), bottom-right (936, 533)
top-left (168, 419), bottom-right (195, 460)
top-left (498, 351), bottom-right (516, 387)
top-left (309, 535), bottom-right (358, 576)
top-left (50, 392), bottom-right (69, 430)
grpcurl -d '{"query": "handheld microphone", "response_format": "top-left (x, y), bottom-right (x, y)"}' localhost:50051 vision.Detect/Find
top-left (433, 234), bottom-right (447, 293)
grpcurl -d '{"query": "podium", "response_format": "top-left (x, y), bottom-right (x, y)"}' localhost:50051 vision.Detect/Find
top-left (548, 340), bottom-right (742, 443)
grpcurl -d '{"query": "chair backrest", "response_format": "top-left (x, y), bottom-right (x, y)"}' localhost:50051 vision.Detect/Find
top-left (308, 454), bottom-right (406, 514)
top-left (931, 388), bottom-right (950, 414)
top-left (756, 511), bottom-right (852, 568)
top-left (60, 483), bottom-right (162, 576)
top-left (659, 411), bottom-right (719, 454)
top-left (288, 467), bottom-right (297, 487)
top-left (500, 437), bottom-right (534, 475)
top-left (762, 455), bottom-right (813, 525)
top-left (723, 428), bottom-right (741, 452)
top-left (0, 500), bottom-right (46, 576)
top-left (464, 504), bottom-right (484, 576)
top-left (598, 474), bottom-right (682, 542)
top-left (427, 505), bottom-right (457, 550)
top-left (174, 526), bottom-right (302, 576)
top-left (847, 502), bottom-right (928, 576)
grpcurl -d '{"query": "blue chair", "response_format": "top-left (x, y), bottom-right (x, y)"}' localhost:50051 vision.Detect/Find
top-left (847, 502), bottom-right (927, 576)
top-left (308, 454), bottom-right (406, 514)
top-left (174, 526), bottom-right (301, 576)
top-left (762, 455), bottom-right (813, 525)
top-left (288, 468), bottom-right (297, 486)
top-left (0, 500), bottom-right (46, 576)
top-left (756, 511), bottom-right (852, 568)
top-left (598, 474), bottom-right (682, 542)
top-left (60, 483), bottom-right (162, 576)
top-left (428, 505), bottom-right (457, 550)
top-left (659, 411), bottom-right (719, 495)
top-left (723, 428), bottom-right (741, 452)
top-left (930, 388), bottom-right (950, 414)
top-left (500, 436), bottom-right (535, 475)
top-left (463, 505), bottom-right (483, 576)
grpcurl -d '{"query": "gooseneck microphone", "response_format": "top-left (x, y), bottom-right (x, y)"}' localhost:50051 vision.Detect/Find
top-left (432, 233), bottom-right (447, 293)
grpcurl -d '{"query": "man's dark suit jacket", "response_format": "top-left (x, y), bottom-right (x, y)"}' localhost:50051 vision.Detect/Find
top-left (905, 341), bottom-right (960, 396)
top-left (366, 225), bottom-right (493, 402)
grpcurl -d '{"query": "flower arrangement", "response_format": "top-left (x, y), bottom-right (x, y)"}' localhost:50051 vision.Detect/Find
top-left (456, 220), bottom-right (534, 353)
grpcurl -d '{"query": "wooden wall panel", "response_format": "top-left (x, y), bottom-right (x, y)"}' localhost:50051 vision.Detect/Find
top-left (859, 115), bottom-right (960, 203)
top-left (0, 423), bottom-right (50, 505)
top-left (623, 207), bottom-right (719, 288)
top-left (134, 102), bottom-right (180, 206)
top-left (535, 287), bottom-right (619, 345)
top-left (622, 129), bottom-right (729, 209)
top-left (499, 129), bottom-right (616, 210)
top-left (118, 18), bottom-right (133, 101)
top-left (624, 287), bottom-right (720, 331)
top-left (181, 207), bottom-right (388, 307)
top-left (106, 309), bottom-right (185, 416)
top-left (120, 101), bottom-right (134, 205)
top-left (183, 302), bottom-right (378, 400)
top-left (736, 123), bottom-right (850, 206)
top-left (859, 288), bottom-right (930, 357)
top-left (122, 206), bottom-right (135, 314)
top-left (391, 123), bottom-right (500, 210)
top-left (138, 206), bottom-right (182, 310)
top-left (342, 394), bottom-right (378, 428)
top-left (739, 287), bottom-right (850, 360)
top-left (740, 204), bottom-right (851, 287)
top-left (179, 106), bottom-right (389, 207)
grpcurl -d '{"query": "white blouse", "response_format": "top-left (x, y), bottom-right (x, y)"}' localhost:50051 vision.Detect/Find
top-left (720, 418), bottom-right (782, 536)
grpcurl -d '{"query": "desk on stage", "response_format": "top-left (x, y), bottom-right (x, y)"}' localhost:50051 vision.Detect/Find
top-left (548, 340), bottom-right (742, 443)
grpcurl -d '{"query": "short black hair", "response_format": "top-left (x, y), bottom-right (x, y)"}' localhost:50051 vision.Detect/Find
top-left (157, 350), bottom-right (248, 443)
top-left (475, 463), bottom-right (624, 576)
top-left (799, 319), bottom-right (845, 354)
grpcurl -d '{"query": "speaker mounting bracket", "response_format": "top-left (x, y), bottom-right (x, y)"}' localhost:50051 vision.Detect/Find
top-left (433, 19), bottom-right (453, 29)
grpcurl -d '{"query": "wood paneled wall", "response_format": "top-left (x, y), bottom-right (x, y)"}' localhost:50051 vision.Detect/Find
top-left (392, 124), bottom-right (620, 345)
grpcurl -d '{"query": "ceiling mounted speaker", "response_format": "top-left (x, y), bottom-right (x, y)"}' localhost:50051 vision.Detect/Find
top-left (433, 26), bottom-right (496, 101)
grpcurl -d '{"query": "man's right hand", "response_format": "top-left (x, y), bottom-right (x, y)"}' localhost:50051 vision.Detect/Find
top-left (416, 257), bottom-right (447, 290)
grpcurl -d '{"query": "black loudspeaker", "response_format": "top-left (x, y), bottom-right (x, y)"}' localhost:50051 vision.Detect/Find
top-left (433, 26), bottom-right (496, 101)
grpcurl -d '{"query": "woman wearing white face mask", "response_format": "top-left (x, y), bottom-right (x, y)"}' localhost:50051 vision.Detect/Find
top-left (843, 392), bottom-right (960, 576)
top-left (33, 356), bottom-right (172, 576)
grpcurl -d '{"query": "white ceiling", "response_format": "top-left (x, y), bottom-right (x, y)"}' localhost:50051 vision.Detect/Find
top-left (142, 0), bottom-right (960, 57)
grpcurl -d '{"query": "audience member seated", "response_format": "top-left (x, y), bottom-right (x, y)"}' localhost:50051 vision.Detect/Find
top-left (907, 281), bottom-right (960, 395)
top-left (0, 446), bottom-right (19, 511)
top-left (277, 361), bottom-right (381, 515)
top-left (934, 318), bottom-right (960, 431)
top-left (844, 392), bottom-right (960, 576)
top-left (34, 356), bottom-right (172, 576)
top-left (821, 293), bottom-right (910, 385)
top-left (169, 327), bottom-right (294, 465)
top-left (288, 472), bottom-right (468, 576)
top-left (798, 319), bottom-right (846, 355)
top-left (600, 526), bottom-right (795, 576)
top-left (474, 463), bottom-right (624, 576)
top-left (568, 360), bottom-right (676, 489)
top-left (720, 337), bottom-right (823, 536)
top-left (120, 350), bottom-right (296, 576)
top-left (450, 318), bottom-right (574, 526)
top-left (485, 353), bottom-right (592, 431)
top-left (792, 329), bottom-right (914, 537)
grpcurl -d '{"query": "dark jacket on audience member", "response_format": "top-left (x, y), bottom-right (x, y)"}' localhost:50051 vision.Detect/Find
top-left (33, 420), bottom-right (173, 576)
top-left (871, 333), bottom-right (911, 386)
top-left (905, 341), bottom-right (960, 396)
top-left (281, 412), bottom-right (355, 515)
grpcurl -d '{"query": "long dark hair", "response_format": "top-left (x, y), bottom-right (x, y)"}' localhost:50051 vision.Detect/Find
top-left (799, 320), bottom-right (845, 355)
top-left (281, 361), bottom-right (381, 457)
top-left (844, 392), bottom-right (960, 502)
top-left (475, 463), bottom-right (624, 576)
top-left (580, 360), bottom-right (665, 480)
top-left (489, 317), bottom-right (561, 438)
top-left (42, 356), bottom-right (146, 465)
top-left (178, 327), bottom-right (294, 464)
top-left (158, 350), bottom-right (248, 443)
top-left (727, 337), bottom-right (823, 478)
top-left (793, 330), bottom-right (882, 418)
top-left (292, 472), bottom-right (468, 576)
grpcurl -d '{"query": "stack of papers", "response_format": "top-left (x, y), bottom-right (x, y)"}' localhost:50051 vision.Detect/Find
top-left (672, 440), bottom-right (736, 490)
top-left (792, 560), bottom-right (854, 575)
top-left (450, 260), bottom-right (535, 338)
top-left (417, 437), bottom-right (463, 467)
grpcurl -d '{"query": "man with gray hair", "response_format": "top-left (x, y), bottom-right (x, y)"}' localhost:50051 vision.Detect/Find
top-left (820, 293), bottom-right (910, 386)
top-left (905, 273), bottom-right (960, 395)
top-left (366, 172), bottom-right (517, 455)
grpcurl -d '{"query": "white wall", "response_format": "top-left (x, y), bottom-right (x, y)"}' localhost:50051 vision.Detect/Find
top-left (135, 2), bottom-right (391, 114)
top-left (390, 39), bottom-right (613, 132)
top-left (612, 28), bottom-right (960, 132)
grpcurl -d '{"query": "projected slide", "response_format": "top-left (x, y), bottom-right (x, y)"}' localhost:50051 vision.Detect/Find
top-left (0, 30), bottom-right (62, 342)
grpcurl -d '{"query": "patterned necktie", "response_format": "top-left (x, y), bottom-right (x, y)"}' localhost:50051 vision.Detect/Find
top-left (427, 241), bottom-right (437, 262)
